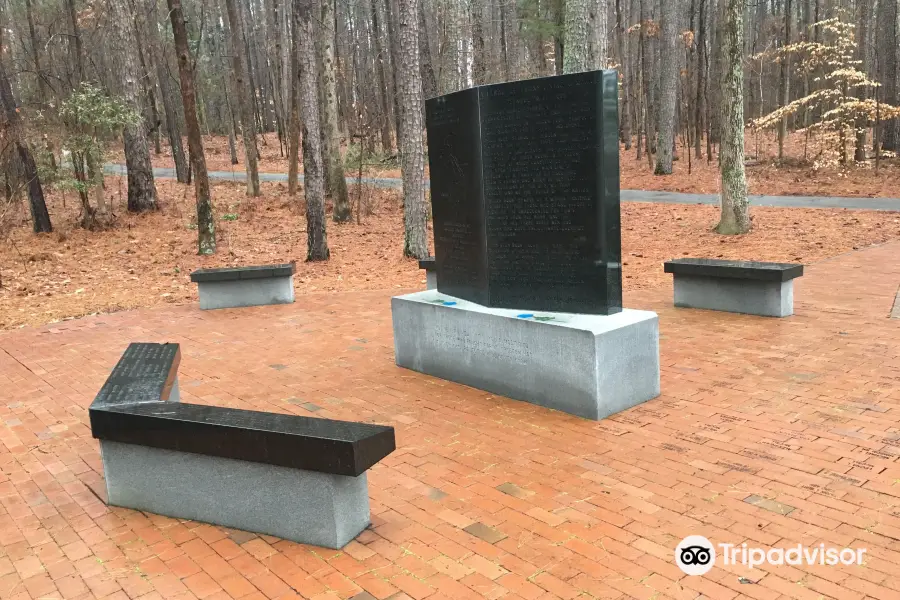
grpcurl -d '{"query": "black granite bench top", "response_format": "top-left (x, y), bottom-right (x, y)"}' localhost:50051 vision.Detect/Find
top-left (664, 258), bottom-right (803, 282)
top-left (90, 343), bottom-right (395, 477)
top-left (190, 263), bottom-right (296, 283)
top-left (419, 257), bottom-right (436, 270)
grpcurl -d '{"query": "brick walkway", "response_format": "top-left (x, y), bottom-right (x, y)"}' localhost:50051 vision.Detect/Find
top-left (1, 240), bottom-right (899, 600)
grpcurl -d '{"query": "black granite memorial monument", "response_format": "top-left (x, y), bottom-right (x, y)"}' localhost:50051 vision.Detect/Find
top-left (425, 69), bottom-right (621, 315)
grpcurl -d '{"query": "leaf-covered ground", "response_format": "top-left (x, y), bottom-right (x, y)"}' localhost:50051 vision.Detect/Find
top-left (117, 130), bottom-right (900, 199)
top-left (1, 176), bottom-right (898, 330)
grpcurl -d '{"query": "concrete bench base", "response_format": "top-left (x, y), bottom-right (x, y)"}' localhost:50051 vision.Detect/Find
top-left (674, 275), bottom-right (793, 317)
top-left (391, 290), bottom-right (660, 420)
top-left (197, 276), bottom-right (294, 310)
top-left (419, 258), bottom-right (437, 290)
top-left (101, 440), bottom-right (369, 549)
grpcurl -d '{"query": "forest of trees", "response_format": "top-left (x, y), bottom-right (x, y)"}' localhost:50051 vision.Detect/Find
top-left (0, 0), bottom-right (897, 251)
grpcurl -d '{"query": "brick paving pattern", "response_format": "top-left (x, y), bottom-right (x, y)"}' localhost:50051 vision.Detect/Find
top-left (1, 240), bottom-right (899, 600)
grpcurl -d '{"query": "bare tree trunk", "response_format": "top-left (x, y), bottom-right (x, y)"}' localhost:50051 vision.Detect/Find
top-left (320, 0), bottom-right (352, 221)
top-left (266, 0), bottom-right (286, 153)
top-left (224, 0), bottom-right (261, 196)
top-left (373, 0), bottom-right (394, 151)
top-left (168, 0), bottom-right (216, 254)
top-left (66, 0), bottom-right (85, 85)
top-left (24, 0), bottom-right (49, 98)
top-left (639, 0), bottom-right (656, 162)
top-left (563, 0), bottom-right (592, 73)
top-left (695, 0), bottom-right (707, 158)
top-left (397, 0), bottom-right (428, 258)
top-left (877, 0), bottom-right (899, 150)
top-left (85, 152), bottom-right (106, 217)
top-left (654, 0), bottom-right (677, 174)
top-left (134, 18), bottom-right (163, 156)
top-left (295, 0), bottom-right (329, 260)
top-left (288, 12), bottom-right (301, 195)
top-left (616, 0), bottom-right (631, 148)
top-left (108, 0), bottom-right (158, 212)
top-left (0, 59), bottom-right (51, 233)
top-left (153, 2), bottom-right (189, 184)
top-left (778, 0), bottom-right (792, 160)
top-left (385, 0), bottom-right (404, 143)
top-left (716, 0), bottom-right (749, 235)
top-left (854, 0), bottom-right (871, 161)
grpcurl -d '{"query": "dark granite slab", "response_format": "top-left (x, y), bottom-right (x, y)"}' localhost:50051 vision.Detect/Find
top-left (92, 342), bottom-right (180, 408)
top-left (190, 263), bottom-right (296, 283)
top-left (419, 257), bottom-right (436, 271)
top-left (90, 343), bottom-right (396, 477)
top-left (664, 258), bottom-right (804, 281)
top-left (425, 70), bottom-right (622, 315)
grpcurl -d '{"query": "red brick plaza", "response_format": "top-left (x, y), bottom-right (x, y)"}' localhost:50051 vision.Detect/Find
top-left (1, 239), bottom-right (899, 600)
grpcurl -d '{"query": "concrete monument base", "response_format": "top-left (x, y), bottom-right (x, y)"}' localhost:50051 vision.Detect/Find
top-left (100, 441), bottom-right (369, 549)
top-left (391, 290), bottom-right (660, 420)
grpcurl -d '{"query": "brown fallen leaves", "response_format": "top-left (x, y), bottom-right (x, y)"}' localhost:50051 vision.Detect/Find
top-left (1, 176), bottom-right (898, 330)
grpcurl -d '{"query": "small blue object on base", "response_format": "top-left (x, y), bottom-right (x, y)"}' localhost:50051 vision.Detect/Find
top-left (517, 314), bottom-right (534, 319)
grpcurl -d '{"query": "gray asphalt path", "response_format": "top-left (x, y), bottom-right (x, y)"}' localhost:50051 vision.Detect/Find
top-left (104, 164), bottom-right (900, 211)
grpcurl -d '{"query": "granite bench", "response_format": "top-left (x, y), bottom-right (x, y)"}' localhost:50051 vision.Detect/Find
top-left (190, 263), bottom-right (295, 310)
top-left (664, 258), bottom-right (804, 317)
top-left (90, 343), bottom-right (395, 549)
top-left (419, 257), bottom-right (437, 290)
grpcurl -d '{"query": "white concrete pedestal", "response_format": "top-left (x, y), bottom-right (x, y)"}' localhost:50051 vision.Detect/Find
top-left (391, 290), bottom-right (660, 420)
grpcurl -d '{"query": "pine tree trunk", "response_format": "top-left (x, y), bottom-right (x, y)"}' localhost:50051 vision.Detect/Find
top-left (0, 60), bottom-right (51, 233)
top-left (778, 0), bottom-right (792, 160)
top-left (654, 0), bottom-right (677, 174)
top-left (224, 0), bottom-right (261, 196)
top-left (372, 0), bottom-right (394, 151)
top-left (168, 0), bottom-right (216, 254)
top-left (695, 0), bottom-right (708, 158)
top-left (418, 1), bottom-right (439, 97)
top-left (295, 0), bottom-right (329, 260)
top-left (66, 0), bottom-right (85, 83)
top-left (153, 2), bottom-right (189, 184)
top-left (287, 13), bottom-right (301, 196)
top-left (216, 16), bottom-right (241, 167)
top-left (855, 0), bottom-right (871, 161)
top-left (877, 0), bottom-right (899, 150)
top-left (24, 0), bottom-right (49, 98)
top-left (616, 0), bottom-right (631, 148)
top-left (471, 0), bottom-right (487, 84)
top-left (590, 0), bottom-right (608, 68)
top-left (109, 0), bottom-right (158, 212)
top-left (715, 0), bottom-right (749, 235)
top-left (563, 0), bottom-right (591, 73)
top-left (397, 0), bottom-right (428, 259)
top-left (320, 0), bottom-right (352, 221)
top-left (134, 19), bottom-right (163, 156)
top-left (502, 0), bottom-right (521, 80)
top-left (385, 0), bottom-right (404, 141)
top-left (266, 0), bottom-right (286, 152)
